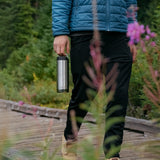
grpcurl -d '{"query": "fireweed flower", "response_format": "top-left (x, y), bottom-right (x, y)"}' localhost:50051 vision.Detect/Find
top-left (155, 70), bottom-right (159, 78)
top-left (145, 26), bottom-right (157, 39)
top-left (127, 21), bottom-right (145, 44)
top-left (83, 38), bottom-right (118, 94)
top-left (127, 21), bottom-right (157, 52)
top-left (18, 101), bottom-right (24, 106)
top-left (145, 35), bottom-right (150, 41)
top-left (90, 43), bottom-right (102, 74)
top-left (151, 41), bottom-right (156, 47)
top-left (22, 114), bottom-right (27, 118)
top-left (146, 25), bottom-right (151, 35)
top-left (84, 42), bottom-right (103, 91)
top-left (150, 32), bottom-right (156, 38)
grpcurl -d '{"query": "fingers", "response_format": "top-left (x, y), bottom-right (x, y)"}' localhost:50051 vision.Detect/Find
top-left (66, 40), bottom-right (70, 54)
top-left (53, 35), bottom-right (70, 56)
top-left (60, 44), bottom-right (66, 56)
top-left (133, 50), bottom-right (137, 62)
top-left (54, 42), bottom-right (66, 56)
top-left (133, 46), bottom-right (137, 63)
top-left (130, 45), bottom-right (137, 63)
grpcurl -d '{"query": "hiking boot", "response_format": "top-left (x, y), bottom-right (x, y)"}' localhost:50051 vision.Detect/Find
top-left (61, 136), bottom-right (77, 160)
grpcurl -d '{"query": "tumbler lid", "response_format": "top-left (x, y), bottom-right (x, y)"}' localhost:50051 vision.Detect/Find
top-left (57, 56), bottom-right (68, 60)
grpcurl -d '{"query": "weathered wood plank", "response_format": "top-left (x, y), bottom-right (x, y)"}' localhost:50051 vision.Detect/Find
top-left (0, 108), bottom-right (159, 160)
top-left (1, 99), bottom-right (160, 134)
top-left (1, 99), bottom-right (160, 160)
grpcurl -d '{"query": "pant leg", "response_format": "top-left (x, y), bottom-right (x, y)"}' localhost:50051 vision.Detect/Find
top-left (103, 62), bottom-right (132, 158)
top-left (64, 31), bottom-right (132, 158)
top-left (101, 32), bottom-right (133, 158)
top-left (64, 34), bottom-right (93, 140)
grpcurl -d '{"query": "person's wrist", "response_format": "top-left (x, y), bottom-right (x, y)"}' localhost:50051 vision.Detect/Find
top-left (54, 35), bottom-right (69, 38)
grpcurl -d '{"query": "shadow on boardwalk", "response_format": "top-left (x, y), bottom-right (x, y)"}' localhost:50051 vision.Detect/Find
top-left (0, 99), bottom-right (160, 160)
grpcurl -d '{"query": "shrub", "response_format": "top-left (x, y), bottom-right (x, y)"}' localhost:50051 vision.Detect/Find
top-left (7, 37), bottom-right (56, 84)
top-left (0, 70), bottom-right (22, 101)
top-left (20, 79), bottom-right (71, 109)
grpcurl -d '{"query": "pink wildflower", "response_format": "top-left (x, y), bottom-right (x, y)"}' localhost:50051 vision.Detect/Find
top-left (150, 32), bottom-right (156, 38)
top-left (146, 25), bottom-right (151, 35)
top-left (33, 107), bottom-right (38, 113)
top-left (22, 114), bottom-right (27, 118)
top-left (90, 44), bottom-right (102, 73)
top-left (155, 70), bottom-right (159, 78)
top-left (151, 41), bottom-right (156, 47)
top-left (140, 40), bottom-right (146, 53)
top-left (18, 101), bottom-right (24, 106)
top-left (90, 40), bottom-right (104, 90)
top-left (145, 35), bottom-right (150, 41)
top-left (127, 21), bottom-right (145, 45)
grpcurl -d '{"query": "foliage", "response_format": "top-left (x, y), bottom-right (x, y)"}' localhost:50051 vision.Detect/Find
top-left (0, 0), bottom-right (13, 68)
top-left (127, 20), bottom-right (160, 120)
top-left (7, 38), bottom-right (56, 84)
top-left (137, 0), bottom-right (158, 26)
top-left (0, 0), bottom-right (35, 68)
top-left (128, 50), bottom-right (160, 119)
top-left (78, 93), bottom-right (122, 160)
top-left (152, 3), bottom-right (160, 38)
top-left (143, 50), bottom-right (160, 120)
top-left (6, 0), bottom-right (54, 84)
top-left (0, 69), bottom-right (71, 108)
top-left (20, 79), bottom-right (71, 108)
top-left (128, 53), bottom-right (148, 118)
top-left (0, 70), bottom-right (22, 101)
top-left (0, 129), bottom-right (11, 160)
top-left (138, 0), bottom-right (160, 45)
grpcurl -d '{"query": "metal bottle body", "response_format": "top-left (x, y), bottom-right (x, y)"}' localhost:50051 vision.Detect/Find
top-left (57, 56), bottom-right (69, 92)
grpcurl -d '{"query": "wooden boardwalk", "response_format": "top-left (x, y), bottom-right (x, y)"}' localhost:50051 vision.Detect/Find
top-left (0, 99), bottom-right (160, 160)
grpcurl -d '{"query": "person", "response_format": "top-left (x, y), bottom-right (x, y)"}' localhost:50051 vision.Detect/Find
top-left (52, 0), bottom-right (137, 160)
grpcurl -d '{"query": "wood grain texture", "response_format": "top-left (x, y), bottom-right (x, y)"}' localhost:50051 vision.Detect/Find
top-left (0, 99), bottom-right (160, 160)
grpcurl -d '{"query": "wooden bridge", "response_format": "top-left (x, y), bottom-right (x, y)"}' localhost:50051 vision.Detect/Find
top-left (0, 99), bottom-right (160, 160)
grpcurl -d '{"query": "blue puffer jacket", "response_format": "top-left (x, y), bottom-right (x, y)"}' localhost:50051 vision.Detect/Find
top-left (52, 0), bottom-right (137, 36)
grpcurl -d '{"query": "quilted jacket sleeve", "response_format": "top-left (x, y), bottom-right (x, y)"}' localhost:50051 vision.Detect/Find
top-left (126, 0), bottom-right (137, 23)
top-left (52, 0), bottom-right (72, 37)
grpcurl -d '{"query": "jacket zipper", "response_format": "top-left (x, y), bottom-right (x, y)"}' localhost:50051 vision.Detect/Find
top-left (106, 0), bottom-right (110, 31)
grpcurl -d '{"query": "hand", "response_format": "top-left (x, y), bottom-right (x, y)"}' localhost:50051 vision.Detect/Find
top-left (53, 35), bottom-right (70, 56)
top-left (129, 45), bottom-right (137, 63)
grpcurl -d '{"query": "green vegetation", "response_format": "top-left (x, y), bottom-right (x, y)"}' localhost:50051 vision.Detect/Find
top-left (0, 0), bottom-right (160, 119)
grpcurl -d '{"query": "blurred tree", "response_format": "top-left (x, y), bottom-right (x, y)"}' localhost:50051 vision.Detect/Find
top-left (0, 0), bottom-right (14, 68)
top-left (6, 0), bottom-right (55, 84)
top-left (152, 2), bottom-right (160, 36)
top-left (137, 0), bottom-right (159, 27)
top-left (0, 0), bottom-right (35, 68)
top-left (12, 0), bottom-right (35, 47)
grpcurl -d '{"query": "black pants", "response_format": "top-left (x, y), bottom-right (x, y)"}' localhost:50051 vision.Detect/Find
top-left (64, 32), bottom-right (132, 158)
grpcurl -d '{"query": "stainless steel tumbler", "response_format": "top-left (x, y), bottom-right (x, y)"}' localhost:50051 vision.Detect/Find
top-left (57, 56), bottom-right (69, 92)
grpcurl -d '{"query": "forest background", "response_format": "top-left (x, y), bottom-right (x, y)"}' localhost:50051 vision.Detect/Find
top-left (0, 0), bottom-right (160, 120)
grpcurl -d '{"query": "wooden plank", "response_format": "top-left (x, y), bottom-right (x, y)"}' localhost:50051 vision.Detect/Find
top-left (0, 99), bottom-right (160, 134)
top-left (1, 100), bottom-right (160, 160)
top-left (0, 108), bottom-right (159, 160)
